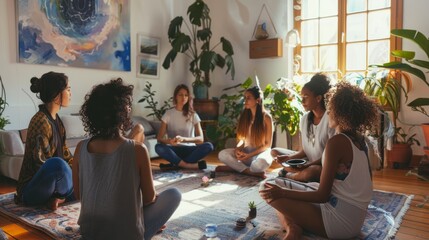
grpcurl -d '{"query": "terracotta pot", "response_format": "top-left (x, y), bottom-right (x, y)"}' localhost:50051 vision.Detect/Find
top-left (422, 124), bottom-right (429, 147)
top-left (387, 143), bottom-right (412, 169)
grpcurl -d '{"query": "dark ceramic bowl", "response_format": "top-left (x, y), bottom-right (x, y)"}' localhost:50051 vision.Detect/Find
top-left (281, 159), bottom-right (307, 168)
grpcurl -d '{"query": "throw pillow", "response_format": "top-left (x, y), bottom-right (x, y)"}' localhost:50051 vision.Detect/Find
top-left (61, 115), bottom-right (86, 138)
top-left (131, 116), bottom-right (155, 135)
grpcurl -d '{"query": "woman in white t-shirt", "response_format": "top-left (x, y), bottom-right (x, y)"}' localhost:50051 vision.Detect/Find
top-left (272, 73), bottom-right (335, 182)
top-left (155, 84), bottom-right (213, 170)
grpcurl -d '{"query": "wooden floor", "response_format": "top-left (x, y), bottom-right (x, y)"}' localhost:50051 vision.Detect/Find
top-left (1, 153), bottom-right (429, 239)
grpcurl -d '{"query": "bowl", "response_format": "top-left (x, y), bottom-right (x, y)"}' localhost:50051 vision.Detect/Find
top-left (281, 159), bottom-right (307, 168)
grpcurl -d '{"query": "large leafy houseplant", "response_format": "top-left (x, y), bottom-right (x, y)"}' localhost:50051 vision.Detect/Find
top-left (162, 0), bottom-right (235, 99)
top-left (0, 76), bottom-right (10, 130)
top-left (373, 29), bottom-right (429, 117)
top-left (373, 29), bottom-right (429, 159)
top-left (264, 77), bottom-right (304, 138)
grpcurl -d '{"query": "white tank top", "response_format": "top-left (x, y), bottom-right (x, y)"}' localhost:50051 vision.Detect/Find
top-left (322, 133), bottom-right (373, 210)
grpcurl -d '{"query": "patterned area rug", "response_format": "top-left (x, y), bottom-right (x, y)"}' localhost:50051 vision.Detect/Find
top-left (0, 168), bottom-right (413, 240)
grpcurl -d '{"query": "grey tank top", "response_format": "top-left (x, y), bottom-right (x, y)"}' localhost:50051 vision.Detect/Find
top-left (78, 138), bottom-right (145, 240)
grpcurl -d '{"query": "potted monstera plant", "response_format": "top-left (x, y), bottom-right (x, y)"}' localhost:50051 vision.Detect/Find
top-left (162, 0), bottom-right (235, 100)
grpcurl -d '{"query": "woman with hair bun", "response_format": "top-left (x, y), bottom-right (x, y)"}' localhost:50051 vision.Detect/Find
top-left (272, 73), bottom-right (336, 182)
top-left (16, 71), bottom-right (74, 210)
top-left (216, 86), bottom-right (274, 178)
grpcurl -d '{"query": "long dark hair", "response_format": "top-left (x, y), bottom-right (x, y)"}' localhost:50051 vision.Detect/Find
top-left (173, 84), bottom-right (194, 120)
top-left (80, 78), bottom-right (134, 139)
top-left (30, 71), bottom-right (68, 105)
top-left (303, 73), bottom-right (331, 139)
top-left (236, 86), bottom-right (267, 147)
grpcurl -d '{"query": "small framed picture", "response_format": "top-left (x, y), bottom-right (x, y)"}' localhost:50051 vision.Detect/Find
top-left (137, 56), bottom-right (159, 78)
top-left (137, 34), bottom-right (160, 57)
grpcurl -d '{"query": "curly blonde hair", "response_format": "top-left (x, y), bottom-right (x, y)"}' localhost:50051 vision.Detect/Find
top-left (326, 82), bottom-right (379, 134)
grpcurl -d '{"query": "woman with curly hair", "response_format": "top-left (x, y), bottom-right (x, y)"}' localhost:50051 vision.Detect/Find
top-left (73, 78), bottom-right (181, 239)
top-left (260, 82), bottom-right (378, 239)
top-left (155, 84), bottom-right (214, 170)
top-left (216, 86), bottom-right (274, 178)
top-left (16, 71), bottom-right (74, 210)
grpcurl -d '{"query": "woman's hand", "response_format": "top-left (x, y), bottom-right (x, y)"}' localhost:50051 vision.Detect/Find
top-left (275, 154), bottom-right (291, 164)
top-left (259, 182), bottom-right (285, 203)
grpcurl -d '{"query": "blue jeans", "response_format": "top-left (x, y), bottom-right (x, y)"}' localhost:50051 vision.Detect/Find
top-left (144, 188), bottom-right (181, 239)
top-left (21, 157), bottom-right (74, 206)
top-left (155, 142), bottom-right (214, 165)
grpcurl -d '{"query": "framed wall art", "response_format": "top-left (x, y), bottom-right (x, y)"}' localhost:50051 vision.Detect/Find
top-left (137, 56), bottom-right (159, 79)
top-left (16, 0), bottom-right (131, 71)
top-left (137, 34), bottom-right (160, 57)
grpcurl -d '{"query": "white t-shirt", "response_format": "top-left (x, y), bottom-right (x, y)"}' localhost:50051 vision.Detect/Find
top-left (300, 111), bottom-right (336, 162)
top-left (161, 108), bottom-right (201, 146)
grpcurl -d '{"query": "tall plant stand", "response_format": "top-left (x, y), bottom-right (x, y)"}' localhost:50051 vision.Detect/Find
top-left (194, 99), bottom-right (219, 142)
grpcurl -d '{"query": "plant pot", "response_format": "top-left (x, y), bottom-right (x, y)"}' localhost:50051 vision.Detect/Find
top-left (193, 84), bottom-right (208, 100)
top-left (387, 143), bottom-right (412, 169)
top-left (248, 208), bottom-right (257, 219)
top-left (422, 124), bottom-right (429, 148)
top-left (193, 99), bottom-right (219, 121)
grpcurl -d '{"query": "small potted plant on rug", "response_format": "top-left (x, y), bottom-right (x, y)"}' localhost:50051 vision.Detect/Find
top-left (201, 176), bottom-right (213, 187)
top-left (248, 201), bottom-right (257, 219)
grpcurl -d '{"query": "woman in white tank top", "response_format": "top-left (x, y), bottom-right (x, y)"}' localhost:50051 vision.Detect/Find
top-left (260, 82), bottom-right (379, 239)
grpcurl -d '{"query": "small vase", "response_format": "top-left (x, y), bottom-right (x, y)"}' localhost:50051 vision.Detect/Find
top-left (255, 23), bottom-right (269, 40)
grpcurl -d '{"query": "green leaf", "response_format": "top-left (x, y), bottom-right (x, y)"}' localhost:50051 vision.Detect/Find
top-left (162, 50), bottom-right (177, 69)
top-left (171, 33), bottom-right (191, 53)
top-left (167, 17), bottom-right (183, 39)
top-left (409, 59), bottom-right (429, 70)
top-left (408, 98), bottom-right (429, 107)
top-left (221, 37), bottom-right (234, 55)
top-left (200, 51), bottom-right (217, 72)
top-left (391, 50), bottom-right (415, 60)
top-left (187, 0), bottom-right (206, 26)
top-left (197, 28), bottom-right (212, 42)
top-left (391, 29), bottom-right (429, 58)
top-left (225, 55), bottom-right (235, 79)
top-left (372, 61), bottom-right (427, 84)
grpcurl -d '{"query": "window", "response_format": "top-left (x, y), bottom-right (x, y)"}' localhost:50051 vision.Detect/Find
top-left (294, 0), bottom-right (403, 80)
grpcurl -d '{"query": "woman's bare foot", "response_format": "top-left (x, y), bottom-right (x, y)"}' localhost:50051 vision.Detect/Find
top-left (242, 169), bottom-right (267, 179)
top-left (284, 222), bottom-right (303, 240)
top-left (48, 197), bottom-right (65, 210)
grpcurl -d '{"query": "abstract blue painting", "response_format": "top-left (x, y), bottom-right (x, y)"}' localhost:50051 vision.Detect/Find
top-left (17, 0), bottom-right (131, 71)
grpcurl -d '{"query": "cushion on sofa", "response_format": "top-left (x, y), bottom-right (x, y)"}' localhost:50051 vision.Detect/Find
top-left (61, 115), bottom-right (86, 139)
top-left (0, 130), bottom-right (25, 156)
top-left (132, 116), bottom-right (156, 135)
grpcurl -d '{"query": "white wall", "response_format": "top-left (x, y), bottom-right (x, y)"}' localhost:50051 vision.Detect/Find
top-left (0, 0), bottom-right (291, 131)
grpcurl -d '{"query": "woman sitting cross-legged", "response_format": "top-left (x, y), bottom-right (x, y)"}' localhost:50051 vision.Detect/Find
top-left (16, 71), bottom-right (74, 210)
top-left (216, 86), bottom-right (273, 178)
top-left (272, 73), bottom-right (335, 182)
top-left (73, 78), bottom-right (181, 239)
top-left (259, 82), bottom-right (379, 240)
top-left (155, 84), bottom-right (214, 171)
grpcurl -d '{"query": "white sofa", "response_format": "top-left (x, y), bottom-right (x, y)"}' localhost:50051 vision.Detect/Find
top-left (0, 115), bottom-right (159, 181)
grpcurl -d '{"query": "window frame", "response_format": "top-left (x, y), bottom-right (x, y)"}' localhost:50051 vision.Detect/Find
top-left (293, 0), bottom-right (403, 78)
